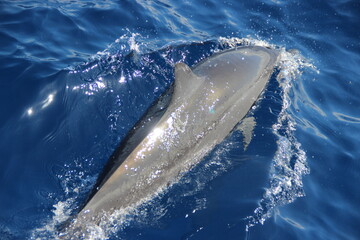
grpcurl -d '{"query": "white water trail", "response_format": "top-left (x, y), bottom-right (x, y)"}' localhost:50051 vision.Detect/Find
top-left (245, 46), bottom-right (317, 230)
top-left (218, 36), bottom-right (317, 229)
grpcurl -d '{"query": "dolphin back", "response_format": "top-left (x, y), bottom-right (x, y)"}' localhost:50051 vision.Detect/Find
top-left (76, 46), bottom-right (279, 226)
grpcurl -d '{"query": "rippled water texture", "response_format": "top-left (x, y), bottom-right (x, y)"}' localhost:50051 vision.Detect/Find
top-left (0, 0), bottom-right (359, 239)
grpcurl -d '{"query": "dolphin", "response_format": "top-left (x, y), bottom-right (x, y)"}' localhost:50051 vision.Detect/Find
top-left (65, 46), bottom-right (279, 233)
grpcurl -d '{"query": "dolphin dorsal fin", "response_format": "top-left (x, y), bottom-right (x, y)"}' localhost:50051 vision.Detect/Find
top-left (173, 63), bottom-right (203, 104)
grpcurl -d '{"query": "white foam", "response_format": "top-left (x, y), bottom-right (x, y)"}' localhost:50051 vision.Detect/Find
top-left (242, 39), bottom-right (318, 230)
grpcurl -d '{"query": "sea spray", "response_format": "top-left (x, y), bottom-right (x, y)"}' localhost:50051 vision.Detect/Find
top-left (245, 46), bottom-right (317, 230)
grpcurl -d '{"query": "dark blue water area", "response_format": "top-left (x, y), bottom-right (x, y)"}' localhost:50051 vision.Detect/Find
top-left (0, 0), bottom-right (360, 239)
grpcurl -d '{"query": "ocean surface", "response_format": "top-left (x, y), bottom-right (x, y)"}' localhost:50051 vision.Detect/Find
top-left (0, 0), bottom-right (359, 239)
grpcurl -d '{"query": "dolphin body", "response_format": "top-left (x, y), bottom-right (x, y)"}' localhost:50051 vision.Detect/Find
top-left (68, 46), bottom-right (279, 231)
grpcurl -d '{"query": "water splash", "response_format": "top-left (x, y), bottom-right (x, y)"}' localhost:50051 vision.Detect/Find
top-left (245, 44), bottom-right (317, 230)
top-left (30, 158), bottom-right (96, 239)
top-left (214, 36), bottom-right (317, 229)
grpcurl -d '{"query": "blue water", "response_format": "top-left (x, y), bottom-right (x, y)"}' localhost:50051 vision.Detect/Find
top-left (1, 0), bottom-right (359, 239)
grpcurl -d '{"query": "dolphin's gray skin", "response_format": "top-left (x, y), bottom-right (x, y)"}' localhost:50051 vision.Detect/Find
top-left (70, 46), bottom-right (279, 230)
